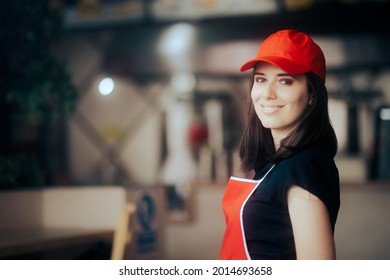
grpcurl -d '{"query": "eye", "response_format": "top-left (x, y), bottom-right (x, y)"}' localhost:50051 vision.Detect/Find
top-left (279, 78), bottom-right (294, 86)
top-left (254, 76), bottom-right (266, 83)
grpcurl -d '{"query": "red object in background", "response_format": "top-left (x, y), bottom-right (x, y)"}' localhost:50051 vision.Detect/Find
top-left (188, 122), bottom-right (208, 145)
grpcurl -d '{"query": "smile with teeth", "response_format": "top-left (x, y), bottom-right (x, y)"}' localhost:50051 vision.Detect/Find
top-left (261, 105), bottom-right (284, 114)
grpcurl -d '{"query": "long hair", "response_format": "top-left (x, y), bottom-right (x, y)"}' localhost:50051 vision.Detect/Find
top-left (239, 71), bottom-right (338, 172)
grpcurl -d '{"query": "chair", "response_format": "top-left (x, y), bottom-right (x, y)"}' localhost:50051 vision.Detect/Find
top-left (111, 203), bottom-right (136, 260)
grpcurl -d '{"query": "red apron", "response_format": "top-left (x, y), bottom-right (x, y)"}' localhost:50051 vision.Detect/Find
top-left (220, 166), bottom-right (274, 260)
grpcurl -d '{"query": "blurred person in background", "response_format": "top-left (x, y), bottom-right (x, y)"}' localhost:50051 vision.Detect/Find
top-left (220, 29), bottom-right (340, 260)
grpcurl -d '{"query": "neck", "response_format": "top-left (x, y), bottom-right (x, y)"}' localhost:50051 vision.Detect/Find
top-left (271, 130), bottom-right (286, 151)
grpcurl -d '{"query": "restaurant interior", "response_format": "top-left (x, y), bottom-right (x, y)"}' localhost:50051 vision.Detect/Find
top-left (1, 0), bottom-right (390, 260)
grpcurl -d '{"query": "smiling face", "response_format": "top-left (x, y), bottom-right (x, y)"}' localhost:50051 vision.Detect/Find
top-left (251, 62), bottom-right (311, 146)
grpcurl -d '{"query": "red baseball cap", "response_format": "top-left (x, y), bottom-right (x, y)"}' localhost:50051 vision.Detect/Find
top-left (240, 29), bottom-right (326, 82)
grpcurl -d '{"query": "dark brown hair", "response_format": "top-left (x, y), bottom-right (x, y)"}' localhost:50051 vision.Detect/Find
top-left (239, 71), bottom-right (338, 172)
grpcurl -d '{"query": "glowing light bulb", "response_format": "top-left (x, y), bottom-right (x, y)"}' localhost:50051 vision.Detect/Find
top-left (99, 77), bottom-right (114, 96)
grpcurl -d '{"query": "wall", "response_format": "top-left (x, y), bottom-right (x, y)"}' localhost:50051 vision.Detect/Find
top-left (68, 76), bottom-right (163, 185)
top-left (165, 185), bottom-right (225, 260)
top-left (53, 33), bottom-right (164, 186)
top-left (335, 185), bottom-right (390, 260)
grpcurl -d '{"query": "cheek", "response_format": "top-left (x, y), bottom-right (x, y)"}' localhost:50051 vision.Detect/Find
top-left (250, 87), bottom-right (257, 102)
top-left (286, 89), bottom-right (309, 108)
top-left (250, 84), bottom-right (264, 102)
top-left (288, 95), bottom-right (309, 118)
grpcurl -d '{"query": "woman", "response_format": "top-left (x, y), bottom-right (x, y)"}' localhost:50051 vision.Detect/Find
top-left (220, 30), bottom-right (340, 260)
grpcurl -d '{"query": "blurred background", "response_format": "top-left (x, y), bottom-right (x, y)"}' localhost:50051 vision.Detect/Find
top-left (0, 0), bottom-right (389, 260)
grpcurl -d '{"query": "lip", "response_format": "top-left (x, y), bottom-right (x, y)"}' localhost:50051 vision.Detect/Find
top-left (261, 105), bottom-right (284, 114)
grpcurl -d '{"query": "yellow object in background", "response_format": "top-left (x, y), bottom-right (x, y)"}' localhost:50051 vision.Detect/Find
top-left (101, 125), bottom-right (123, 142)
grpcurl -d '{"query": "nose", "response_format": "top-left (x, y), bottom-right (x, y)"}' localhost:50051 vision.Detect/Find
top-left (261, 83), bottom-right (277, 100)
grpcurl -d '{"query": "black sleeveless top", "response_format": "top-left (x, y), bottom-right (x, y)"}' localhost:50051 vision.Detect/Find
top-left (243, 147), bottom-right (340, 259)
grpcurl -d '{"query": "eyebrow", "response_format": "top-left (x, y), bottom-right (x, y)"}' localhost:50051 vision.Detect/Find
top-left (253, 72), bottom-right (297, 78)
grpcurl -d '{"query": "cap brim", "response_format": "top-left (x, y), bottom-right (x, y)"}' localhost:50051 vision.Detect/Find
top-left (240, 56), bottom-right (311, 75)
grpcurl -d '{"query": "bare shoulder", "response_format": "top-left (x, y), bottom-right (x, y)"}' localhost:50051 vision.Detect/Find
top-left (287, 185), bottom-right (335, 259)
top-left (287, 185), bottom-right (321, 202)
